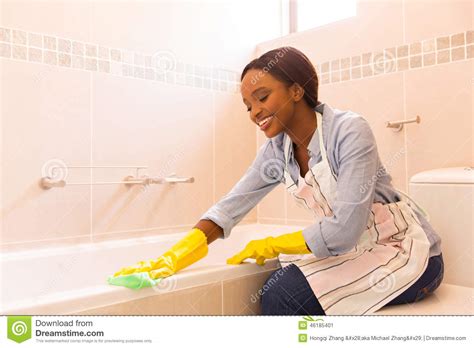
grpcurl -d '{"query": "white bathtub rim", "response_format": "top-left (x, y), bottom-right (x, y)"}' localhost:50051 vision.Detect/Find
top-left (1, 260), bottom-right (280, 315)
top-left (0, 223), bottom-right (306, 261)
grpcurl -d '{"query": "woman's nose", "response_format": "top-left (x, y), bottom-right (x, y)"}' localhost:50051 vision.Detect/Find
top-left (251, 109), bottom-right (263, 123)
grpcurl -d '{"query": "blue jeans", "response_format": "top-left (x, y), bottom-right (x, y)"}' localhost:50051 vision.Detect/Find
top-left (260, 253), bottom-right (444, 315)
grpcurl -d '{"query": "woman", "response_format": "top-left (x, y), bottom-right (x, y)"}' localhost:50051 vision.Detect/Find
top-left (110, 47), bottom-right (443, 316)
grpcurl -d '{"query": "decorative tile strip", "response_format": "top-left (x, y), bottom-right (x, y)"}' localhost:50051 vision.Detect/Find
top-left (0, 27), bottom-right (241, 93)
top-left (317, 30), bottom-right (473, 84)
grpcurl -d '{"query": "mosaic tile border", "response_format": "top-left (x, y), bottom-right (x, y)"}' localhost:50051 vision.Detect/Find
top-left (317, 30), bottom-right (473, 84)
top-left (0, 27), bottom-right (241, 93)
top-left (0, 27), bottom-right (472, 92)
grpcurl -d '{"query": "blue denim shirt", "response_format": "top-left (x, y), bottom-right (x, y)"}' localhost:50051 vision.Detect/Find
top-left (199, 103), bottom-right (441, 258)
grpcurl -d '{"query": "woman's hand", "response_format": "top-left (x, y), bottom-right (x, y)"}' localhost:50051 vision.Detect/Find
top-left (227, 230), bottom-right (311, 266)
top-left (227, 238), bottom-right (277, 266)
top-left (109, 228), bottom-right (208, 289)
top-left (113, 254), bottom-right (176, 279)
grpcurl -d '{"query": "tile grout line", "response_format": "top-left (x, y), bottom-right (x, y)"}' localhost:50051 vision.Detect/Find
top-left (89, 70), bottom-right (93, 243)
top-left (402, 0), bottom-right (409, 192)
top-left (221, 280), bottom-right (224, 315)
top-left (89, 5), bottom-right (94, 244)
top-left (212, 90), bottom-right (216, 203)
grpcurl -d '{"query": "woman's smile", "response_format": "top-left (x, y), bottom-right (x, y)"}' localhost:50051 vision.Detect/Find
top-left (258, 114), bottom-right (274, 131)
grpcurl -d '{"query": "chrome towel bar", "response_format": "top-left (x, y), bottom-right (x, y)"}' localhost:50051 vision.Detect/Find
top-left (39, 169), bottom-right (194, 190)
top-left (386, 115), bottom-right (421, 132)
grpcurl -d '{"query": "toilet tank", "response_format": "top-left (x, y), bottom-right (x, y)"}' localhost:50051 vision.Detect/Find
top-left (409, 167), bottom-right (473, 288)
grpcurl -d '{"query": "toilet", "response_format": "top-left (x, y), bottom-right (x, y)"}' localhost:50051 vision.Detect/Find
top-left (375, 167), bottom-right (474, 315)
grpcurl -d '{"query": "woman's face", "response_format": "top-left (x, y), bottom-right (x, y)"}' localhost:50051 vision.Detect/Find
top-left (241, 68), bottom-right (299, 138)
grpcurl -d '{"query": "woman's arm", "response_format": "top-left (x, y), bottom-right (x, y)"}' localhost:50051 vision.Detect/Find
top-left (193, 219), bottom-right (224, 244)
top-left (198, 139), bottom-right (283, 240)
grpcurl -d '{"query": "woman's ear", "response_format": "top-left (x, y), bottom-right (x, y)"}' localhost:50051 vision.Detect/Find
top-left (290, 83), bottom-right (305, 102)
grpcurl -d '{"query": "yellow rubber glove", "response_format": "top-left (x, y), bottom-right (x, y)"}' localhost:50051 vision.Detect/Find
top-left (113, 227), bottom-right (208, 279)
top-left (226, 230), bottom-right (311, 266)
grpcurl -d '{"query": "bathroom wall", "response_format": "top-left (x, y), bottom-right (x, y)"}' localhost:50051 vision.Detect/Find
top-left (1, 0), bottom-right (472, 250)
top-left (255, 0), bottom-right (473, 225)
top-left (0, 0), bottom-right (282, 250)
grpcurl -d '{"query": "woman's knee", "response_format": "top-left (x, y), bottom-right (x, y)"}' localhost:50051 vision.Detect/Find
top-left (260, 264), bottom-right (325, 315)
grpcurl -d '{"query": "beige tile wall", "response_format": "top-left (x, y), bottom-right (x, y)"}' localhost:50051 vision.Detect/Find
top-left (1, 0), bottom-right (472, 248)
top-left (0, 0), bottom-right (282, 249)
top-left (0, 47), bottom-right (254, 249)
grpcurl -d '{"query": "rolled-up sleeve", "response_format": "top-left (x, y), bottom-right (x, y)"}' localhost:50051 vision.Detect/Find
top-left (302, 116), bottom-right (379, 258)
top-left (199, 140), bottom-right (283, 239)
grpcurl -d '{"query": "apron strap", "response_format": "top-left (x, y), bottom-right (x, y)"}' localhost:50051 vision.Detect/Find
top-left (283, 133), bottom-right (296, 191)
top-left (394, 188), bottom-right (431, 221)
top-left (316, 111), bottom-right (337, 180)
top-left (316, 111), bottom-right (328, 167)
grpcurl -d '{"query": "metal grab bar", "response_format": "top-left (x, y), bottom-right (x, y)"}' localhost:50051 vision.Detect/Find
top-left (386, 115), bottom-right (421, 132)
top-left (39, 173), bottom-right (194, 190)
top-left (124, 173), bottom-right (195, 186)
top-left (145, 175), bottom-right (195, 184)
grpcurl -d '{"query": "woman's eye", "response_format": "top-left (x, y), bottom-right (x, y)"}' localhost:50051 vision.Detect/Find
top-left (246, 95), bottom-right (268, 112)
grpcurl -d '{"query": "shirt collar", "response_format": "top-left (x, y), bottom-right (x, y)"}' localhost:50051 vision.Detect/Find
top-left (305, 102), bottom-right (325, 156)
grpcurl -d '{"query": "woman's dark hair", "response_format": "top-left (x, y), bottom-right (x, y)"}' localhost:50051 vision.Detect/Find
top-left (241, 46), bottom-right (320, 108)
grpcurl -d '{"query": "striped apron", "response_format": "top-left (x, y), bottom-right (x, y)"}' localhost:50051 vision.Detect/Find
top-left (277, 110), bottom-right (431, 315)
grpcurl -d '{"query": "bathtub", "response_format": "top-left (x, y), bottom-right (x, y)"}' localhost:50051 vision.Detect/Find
top-left (4, 221), bottom-right (470, 316)
top-left (0, 223), bottom-right (305, 315)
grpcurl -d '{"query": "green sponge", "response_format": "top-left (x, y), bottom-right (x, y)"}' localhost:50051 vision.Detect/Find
top-left (107, 272), bottom-right (162, 290)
